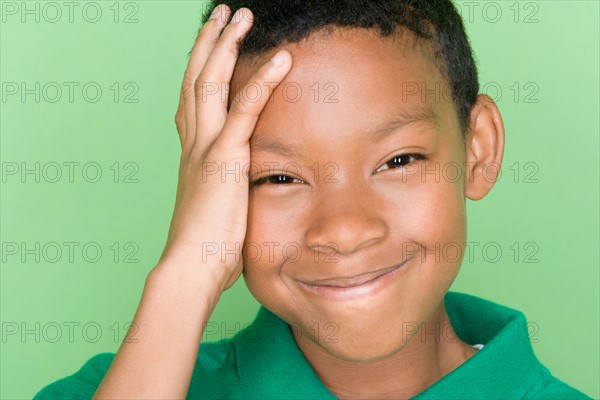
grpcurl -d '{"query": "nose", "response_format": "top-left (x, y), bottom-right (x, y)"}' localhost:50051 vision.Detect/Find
top-left (304, 186), bottom-right (388, 256)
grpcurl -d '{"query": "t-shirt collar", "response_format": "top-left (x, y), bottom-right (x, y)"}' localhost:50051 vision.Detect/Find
top-left (234, 291), bottom-right (547, 399)
top-left (235, 305), bottom-right (337, 399)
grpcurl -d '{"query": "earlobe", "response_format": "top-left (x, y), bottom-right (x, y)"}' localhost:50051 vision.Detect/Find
top-left (464, 94), bottom-right (505, 201)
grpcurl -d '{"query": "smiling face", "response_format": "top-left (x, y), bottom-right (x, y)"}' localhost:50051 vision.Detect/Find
top-left (231, 27), bottom-right (470, 362)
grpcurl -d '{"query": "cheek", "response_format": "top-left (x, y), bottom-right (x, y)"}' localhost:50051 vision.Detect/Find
top-left (242, 193), bottom-right (300, 294)
top-left (381, 167), bottom-right (467, 271)
top-left (404, 176), bottom-right (467, 292)
top-left (405, 138), bottom-right (468, 246)
top-left (421, 179), bottom-right (466, 245)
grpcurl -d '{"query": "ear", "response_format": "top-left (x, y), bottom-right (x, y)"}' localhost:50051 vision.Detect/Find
top-left (464, 94), bottom-right (505, 201)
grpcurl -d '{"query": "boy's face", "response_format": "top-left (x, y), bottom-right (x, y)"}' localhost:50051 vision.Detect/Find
top-left (231, 28), bottom-right (468, 361)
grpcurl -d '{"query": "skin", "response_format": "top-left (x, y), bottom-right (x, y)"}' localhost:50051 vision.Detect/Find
top-left (94, 6), bottom-right (295, 398)
top-left (93, 5), bottom-right (504, 399)
top-left (230, 24), bottom-right (505, 400)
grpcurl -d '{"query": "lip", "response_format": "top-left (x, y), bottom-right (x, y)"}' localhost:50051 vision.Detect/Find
top-left (297, 257), bottom-right (412, 301)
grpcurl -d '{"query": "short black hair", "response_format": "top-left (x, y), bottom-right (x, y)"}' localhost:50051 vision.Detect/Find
top-left (199, 0), bottom-right (479, 136)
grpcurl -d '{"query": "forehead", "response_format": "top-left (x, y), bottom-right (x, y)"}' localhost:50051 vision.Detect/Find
top-left (230, 27), bottom-right (454, 146)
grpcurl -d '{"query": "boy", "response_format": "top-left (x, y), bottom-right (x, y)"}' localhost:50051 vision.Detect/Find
top-left (34, 1), bottom-right (592, 398)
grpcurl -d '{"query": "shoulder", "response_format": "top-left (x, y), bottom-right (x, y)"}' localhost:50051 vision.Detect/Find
top-left (523, 367), bottom-right (593, 399)
top-left (442, 292), bottom-right (593, 400)
top-left (188, 338), bottom-right (244, 399)
top-left (33, 352), bottom-right (115, 399)
top-left (33, 340), bottom-right (243, 400)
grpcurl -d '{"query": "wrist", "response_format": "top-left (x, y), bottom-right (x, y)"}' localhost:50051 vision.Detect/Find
top-left (150, 257), bottom-right (231, 300)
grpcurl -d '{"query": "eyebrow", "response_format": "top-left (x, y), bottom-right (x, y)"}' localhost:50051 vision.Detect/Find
top-left (366, 106), bottom-right (437, 142)
top-left (250, 134), bottom-right (306, 158)
top-left (250, 106), bottom-right (437, 158)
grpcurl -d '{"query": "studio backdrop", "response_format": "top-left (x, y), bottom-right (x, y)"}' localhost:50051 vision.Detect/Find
top-left (1, 1), bottom-right (598, 398)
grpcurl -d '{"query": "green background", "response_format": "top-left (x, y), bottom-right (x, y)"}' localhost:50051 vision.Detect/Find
top-left (1, 0), bottom-right (598, 398)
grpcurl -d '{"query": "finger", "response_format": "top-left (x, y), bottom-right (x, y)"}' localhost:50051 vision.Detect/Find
top-left (175, 89), bottom-right (185, 146)
top-left (214, 50), bottom-right (293, 152)
top-left (180, 4), bottom-right (232, 149)
top-left (194, 7), bottom-right (255, 149)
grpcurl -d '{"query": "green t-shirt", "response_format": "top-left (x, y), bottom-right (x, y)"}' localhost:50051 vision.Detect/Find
top-left (33, 291), bottom-right (592, 399)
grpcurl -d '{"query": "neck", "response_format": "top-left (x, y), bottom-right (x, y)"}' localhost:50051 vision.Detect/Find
top-left (293, 301), bottom-right (478, 400)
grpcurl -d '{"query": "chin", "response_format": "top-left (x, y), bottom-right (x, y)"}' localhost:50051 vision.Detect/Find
top-left (288, 307), bottom-right (412, 362)
top-left (312, 329), bottom-right (409, 363)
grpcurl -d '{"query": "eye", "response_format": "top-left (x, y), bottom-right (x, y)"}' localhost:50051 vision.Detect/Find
top-left (250, 174), bottom-right (304, 188)
top-left (373, 153), bottom-right (427, 174)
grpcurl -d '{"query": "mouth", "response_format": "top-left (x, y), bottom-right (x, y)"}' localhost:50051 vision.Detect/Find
top-left (297, 257), bottom-right (412, 301)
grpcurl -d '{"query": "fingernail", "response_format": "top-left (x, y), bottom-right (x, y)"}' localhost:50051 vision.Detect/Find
top-left (232, 8), bottom-right (243, 23)
top-left (270, 51), bottom-right (286, 68)
top-left (233, 8), bottom-right (252, 23)
top-left (209, 4), bottom-right (222, 20)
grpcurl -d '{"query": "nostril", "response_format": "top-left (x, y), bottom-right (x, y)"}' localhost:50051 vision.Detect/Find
top-left (308, 241), bottom-right (339, 253)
